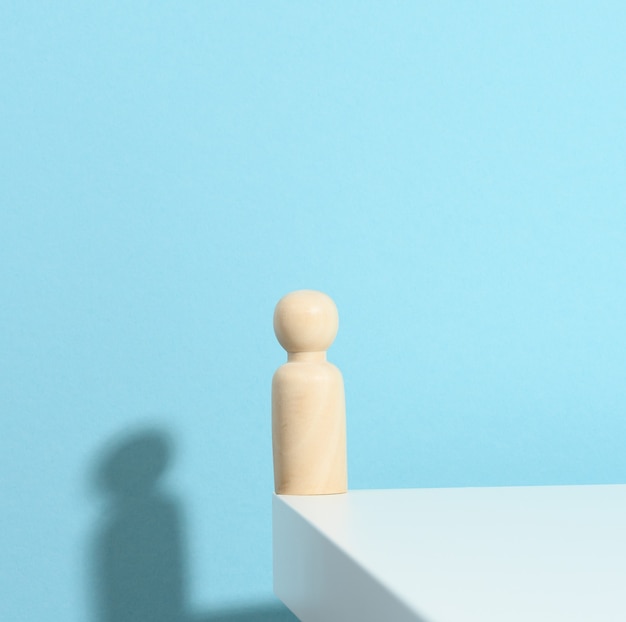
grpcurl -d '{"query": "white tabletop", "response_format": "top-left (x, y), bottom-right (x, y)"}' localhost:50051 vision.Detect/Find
top-left (276, 485), bottom-right (626, 621)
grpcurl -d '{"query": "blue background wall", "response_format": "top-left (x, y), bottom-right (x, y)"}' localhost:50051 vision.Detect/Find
top-left (2, 2), bottom-right (626, 620)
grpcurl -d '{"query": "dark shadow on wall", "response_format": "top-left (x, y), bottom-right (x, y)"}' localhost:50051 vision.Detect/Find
top-left (192, 604), bottom-right (298, 621)
top-left (92, 428), bottom-right (187, 622)
top-left (90, 428), bottom-right (298, 622)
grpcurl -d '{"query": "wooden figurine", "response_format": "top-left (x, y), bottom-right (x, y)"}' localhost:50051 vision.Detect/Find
top-left (272, 290), bottom-right (348, 495)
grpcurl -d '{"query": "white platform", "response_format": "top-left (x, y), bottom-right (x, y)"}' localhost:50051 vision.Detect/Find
top-left (273, 485), bottom-right (626, 621)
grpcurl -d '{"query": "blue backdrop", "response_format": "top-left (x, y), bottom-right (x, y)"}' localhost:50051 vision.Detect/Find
top-left (2, 2), bottom-right (626, 621)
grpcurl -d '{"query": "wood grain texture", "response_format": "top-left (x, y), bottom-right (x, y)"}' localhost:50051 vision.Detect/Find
top-left (272, 291), bottom-right (348, 495)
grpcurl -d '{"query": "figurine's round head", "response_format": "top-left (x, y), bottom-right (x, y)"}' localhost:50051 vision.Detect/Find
top-left (274, 290), bottom-right (339, 353)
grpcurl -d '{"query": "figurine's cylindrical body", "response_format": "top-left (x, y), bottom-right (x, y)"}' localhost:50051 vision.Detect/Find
top-left (272, 354), bottom-right (347, 494)
top-left (272, 290), bottom-right (348, 495)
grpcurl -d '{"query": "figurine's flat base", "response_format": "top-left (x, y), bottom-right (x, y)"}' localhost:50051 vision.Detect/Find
top-left (273, 485), bottom-right (626, 622)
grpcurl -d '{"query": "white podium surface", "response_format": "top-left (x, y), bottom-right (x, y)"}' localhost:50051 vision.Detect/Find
top-left (273, 485), bottom-right (626, 622)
